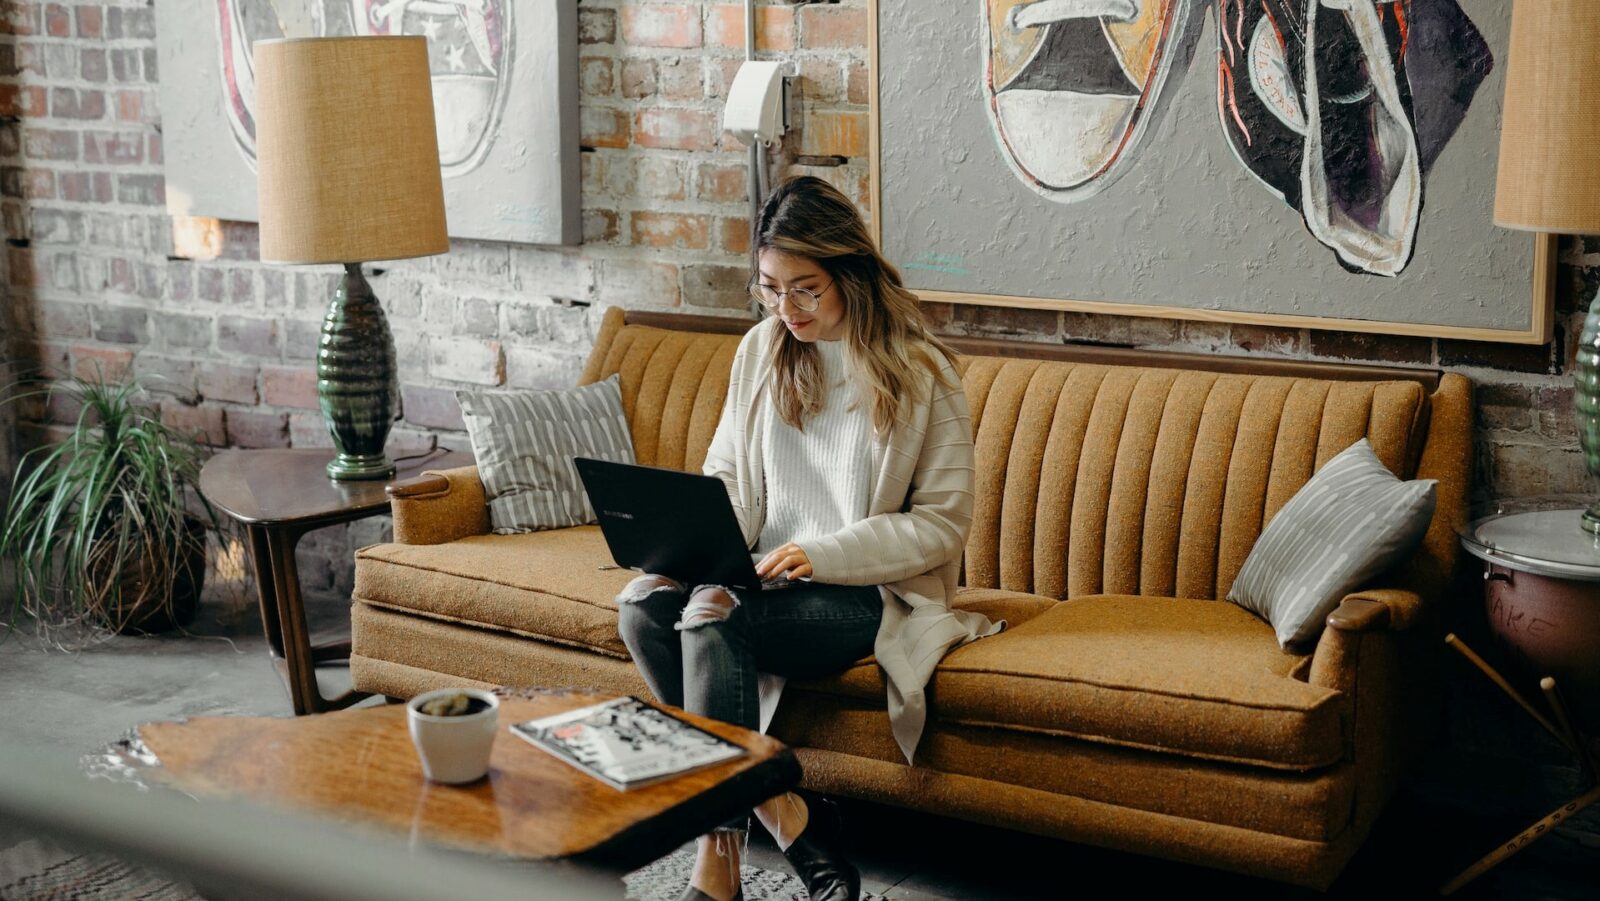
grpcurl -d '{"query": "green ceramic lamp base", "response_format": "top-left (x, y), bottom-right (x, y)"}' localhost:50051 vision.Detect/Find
top-left (1579, 290), bottom-right (1600, 533)
top-left (326, 452), bottom-right (396, 481)
top-left (1578, 289), bottom-right (1600, 532)
top-left (318, 263), bottom-right (399, 482)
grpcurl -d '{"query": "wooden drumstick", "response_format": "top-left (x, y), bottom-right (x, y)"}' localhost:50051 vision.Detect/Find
top-left (1540, 677), bottom-right (1596, 785)
top-left (1441, 785), bottom-right (1600, 895)
top-left (1444, 634), bottom-right (1569, 749)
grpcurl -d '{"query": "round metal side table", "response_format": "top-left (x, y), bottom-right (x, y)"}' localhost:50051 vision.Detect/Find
top-left (1443, 499), bottom-right (1600, 894)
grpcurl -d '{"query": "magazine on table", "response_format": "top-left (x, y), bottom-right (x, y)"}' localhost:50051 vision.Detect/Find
top-left (508, 696), bottom-right (747, 790)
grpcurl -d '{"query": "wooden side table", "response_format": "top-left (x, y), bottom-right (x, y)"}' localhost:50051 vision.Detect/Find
top-left (1444, 502), bottom-right (1600, 894)
top-left (199, 447), bottom-right (473, 715)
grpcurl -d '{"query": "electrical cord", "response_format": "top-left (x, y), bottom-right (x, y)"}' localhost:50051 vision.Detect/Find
top-left (391, 437), bottom-right (452, 465)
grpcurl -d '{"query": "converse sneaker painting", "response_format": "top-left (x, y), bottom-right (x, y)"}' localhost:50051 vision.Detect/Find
top-left (983, 0), bottom-right (1202, 202)
top-left (1215, 0), bottom-right (1426, 276)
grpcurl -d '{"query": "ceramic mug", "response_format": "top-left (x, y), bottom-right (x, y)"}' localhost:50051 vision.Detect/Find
top-left (406, 688), bottom-right (500, 784)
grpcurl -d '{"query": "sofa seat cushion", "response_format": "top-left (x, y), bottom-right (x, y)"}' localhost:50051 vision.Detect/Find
top-left (354, 526), bottom-right (636, 658)
top-left (769, 697), bottom-right (1356, 842)
top-left (792, 587), bottom-right (1060, 700)
top-left (931, 595), bottom-right (1342, 770)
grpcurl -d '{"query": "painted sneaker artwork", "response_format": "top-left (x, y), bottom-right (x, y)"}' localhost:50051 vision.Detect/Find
top-left (214, 0), bottom-right (512, 177)
top-left (984, 0), bottom-right (1200, 203)
top-left (983, 0), bottom-right (1493, 277)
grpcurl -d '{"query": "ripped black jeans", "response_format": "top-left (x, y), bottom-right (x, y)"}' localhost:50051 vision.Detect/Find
top-left (616, 574), bottom-right (882, 766)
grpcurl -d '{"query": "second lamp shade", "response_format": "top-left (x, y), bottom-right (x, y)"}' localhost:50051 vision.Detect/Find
top-left (1494, 0), bottom-right (1600, 234)
top-left (255, 36), bottom-right (449, 264)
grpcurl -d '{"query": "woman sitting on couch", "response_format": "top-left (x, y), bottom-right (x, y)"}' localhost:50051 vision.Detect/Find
top-left (615, 176), bottom-right (1001, 901)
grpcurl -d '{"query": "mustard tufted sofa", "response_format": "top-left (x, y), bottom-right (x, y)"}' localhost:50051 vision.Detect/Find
top-left (349, 307), bottom-right (1472, 889)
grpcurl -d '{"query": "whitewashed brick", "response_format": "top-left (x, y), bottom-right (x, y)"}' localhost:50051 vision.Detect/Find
top-left (505, 345), bottom-right (586, 390)
top-left (392, 331), bottom-right (431, 382)
top-left (430, 240), bottom-right (511, 284)
top-left (456, 297), bottom-right (499, 338)
top-left (598, 259), bottom-right (680, 308)
top-left (288, 411), bottom-right (334, 448)
top-left (502, 298), bottom-right (591, 344)
top-left (430, 336), bottom-right (504, 385)
top-left (372, 272), bottom-right (425, 321)
top-left (421, 288), bottom-right (456, 330)
top-left (509, 246), bottom-right (596, 302)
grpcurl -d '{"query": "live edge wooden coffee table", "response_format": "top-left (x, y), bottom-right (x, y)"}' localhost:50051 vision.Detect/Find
top-left (112, 689), bottom-right (801, 870)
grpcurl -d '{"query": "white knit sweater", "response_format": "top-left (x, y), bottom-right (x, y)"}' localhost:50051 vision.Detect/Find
top-left (703, 316), bottom-right (1002, 763)
top-left (755, 339), bottom-right (878, 557)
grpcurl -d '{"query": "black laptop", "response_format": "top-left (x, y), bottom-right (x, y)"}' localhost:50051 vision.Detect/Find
top-left (573, 457), bottom-right (796, 592)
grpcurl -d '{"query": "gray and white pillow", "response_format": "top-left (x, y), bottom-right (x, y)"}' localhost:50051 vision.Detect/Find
top-left (456, 374), bottom-right (635, 533)
top-left (1228, 438), bottom-right (1436, 649)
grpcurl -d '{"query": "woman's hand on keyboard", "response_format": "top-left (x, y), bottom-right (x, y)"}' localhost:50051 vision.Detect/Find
top-left (756, 543), bottom-right (813, 582)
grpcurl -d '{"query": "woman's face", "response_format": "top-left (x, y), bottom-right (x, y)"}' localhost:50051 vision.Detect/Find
top-left (757, 249), bottom-right (847, 342)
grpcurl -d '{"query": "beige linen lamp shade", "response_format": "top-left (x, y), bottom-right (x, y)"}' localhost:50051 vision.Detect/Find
top-left (1496, 1), bottom-right (1600, 542)
top-left (255, 36), bottom-right (448, 263)
top-left (1493, 1), bottom-right (1600, 233)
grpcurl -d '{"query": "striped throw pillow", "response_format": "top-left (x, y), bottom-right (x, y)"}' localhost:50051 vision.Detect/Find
top-left (456, 374), bottom-right (635, 533)
top-left (1227, 438), bottom-right (1436, 649)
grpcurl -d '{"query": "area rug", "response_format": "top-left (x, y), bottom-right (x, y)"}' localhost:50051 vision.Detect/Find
top-left (0, 837), bottom-right (885, 900)
top-left (0, 838), bottom-right (204, 901)
top-left (624, 845), bottom-right (887, 900)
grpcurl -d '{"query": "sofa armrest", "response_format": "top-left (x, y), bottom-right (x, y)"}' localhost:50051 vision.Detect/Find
top-left (385, 465), bottom-right (491, 545)
top-left (1308, 585), bottom-right (1443, 830)
top-left (1308, 588), bottom-right (1424, 691)
top-left (1326, 588), bottom-right (1424, 633)
top-left (1325, 597), bottom-right (1389, 632)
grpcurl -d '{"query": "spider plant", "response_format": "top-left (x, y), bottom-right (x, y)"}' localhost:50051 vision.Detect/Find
top-left (1, 373), bottom-right (218, 643)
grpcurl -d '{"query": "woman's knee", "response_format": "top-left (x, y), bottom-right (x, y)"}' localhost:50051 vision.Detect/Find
top-left (616, 574), bottom-right (684, 641)
top-left (617, 573), bottom-right (684, 605)
top-left (679, 586), bottom-right (739, 630)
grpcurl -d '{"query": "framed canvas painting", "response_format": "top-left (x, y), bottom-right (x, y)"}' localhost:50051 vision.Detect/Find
top-left (870, 0), bottom-right (1556, 343)
top-left (155, 0), bottom-right (579, 245)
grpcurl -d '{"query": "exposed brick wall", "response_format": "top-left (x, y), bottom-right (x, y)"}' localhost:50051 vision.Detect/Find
top-left (2, 0), bottom-right (1589, 503)
top-left (1, 0), bottom-right (1597, 835)
top-left (0, 356), bottom-right (11, 512)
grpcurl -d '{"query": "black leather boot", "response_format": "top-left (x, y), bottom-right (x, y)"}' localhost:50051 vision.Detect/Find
top-left (780, 796), bottom-right (860, 901)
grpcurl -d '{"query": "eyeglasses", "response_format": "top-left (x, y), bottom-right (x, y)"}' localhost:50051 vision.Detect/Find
top-left (749, 281), bottom-right (832, 313)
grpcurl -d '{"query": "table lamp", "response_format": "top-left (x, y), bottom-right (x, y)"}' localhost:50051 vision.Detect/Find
top-left (255, 36), bottom-right (448, 481)
top-left (1493, 1), bottom-right (1600, 532)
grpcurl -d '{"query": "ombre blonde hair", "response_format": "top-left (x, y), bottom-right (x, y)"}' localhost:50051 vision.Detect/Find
top-left (753, 176), bottom-right (956, 434)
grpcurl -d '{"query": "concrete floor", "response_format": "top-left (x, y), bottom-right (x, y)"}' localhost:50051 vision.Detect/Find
top-left (2, 591), bottom-right (1597, 900)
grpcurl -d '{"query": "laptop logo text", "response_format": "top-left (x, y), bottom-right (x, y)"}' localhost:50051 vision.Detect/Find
top-left (602, 510), bottom-right (635, 520)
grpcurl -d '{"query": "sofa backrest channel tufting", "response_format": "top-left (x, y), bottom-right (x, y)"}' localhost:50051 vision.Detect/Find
top-left (578, 308), bottom-right (1472, 605)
